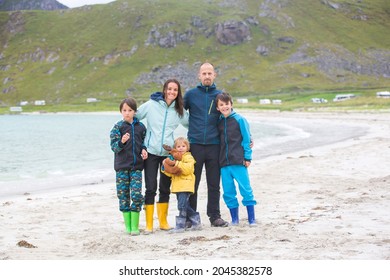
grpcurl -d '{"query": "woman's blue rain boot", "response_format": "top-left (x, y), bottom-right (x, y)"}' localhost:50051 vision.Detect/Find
top-left (246, 205), bottom-right (257, 227)
top-left (229, 207), bottom-right (239, 226)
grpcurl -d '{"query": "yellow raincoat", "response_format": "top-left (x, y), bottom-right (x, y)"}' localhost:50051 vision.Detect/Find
top-left (162, 152), bottom-right (196, 194)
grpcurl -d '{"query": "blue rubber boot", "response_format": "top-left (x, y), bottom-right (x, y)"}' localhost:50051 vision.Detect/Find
top-left (169, 216), bottom-right (186, 233)
top-left (188, 212), bottom-right (202, 231)
top-left (246, 205), bottom-right (257, 227)
top-left (229, 207), bottom-right (239, 226)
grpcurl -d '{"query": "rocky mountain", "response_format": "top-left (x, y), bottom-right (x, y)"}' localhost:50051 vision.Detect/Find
top-left (0, 0), bottom-right (67, 11)
top-left (0, 0), bottom-right (389, 107)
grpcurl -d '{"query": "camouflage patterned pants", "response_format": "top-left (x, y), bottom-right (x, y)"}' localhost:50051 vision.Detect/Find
top-left (116, 170), bottom-right (143, 212)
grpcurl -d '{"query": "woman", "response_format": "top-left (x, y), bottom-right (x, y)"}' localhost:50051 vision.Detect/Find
top-left (136, 78), bottom-right (188, 234)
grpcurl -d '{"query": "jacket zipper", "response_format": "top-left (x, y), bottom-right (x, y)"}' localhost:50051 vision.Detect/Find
top-left (161, 107), bottom-right (168, 154)
top-left (204, 87), bottom-right (209, 144)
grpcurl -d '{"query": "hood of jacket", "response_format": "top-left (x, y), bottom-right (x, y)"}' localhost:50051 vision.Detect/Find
top-left (150, 91), bottom-right (165, 102)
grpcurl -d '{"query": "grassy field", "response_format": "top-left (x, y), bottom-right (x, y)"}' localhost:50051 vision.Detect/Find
top-left (1, 0), bottom-right (389, 108)
top-left (2, 89), bottom-right (389, 114)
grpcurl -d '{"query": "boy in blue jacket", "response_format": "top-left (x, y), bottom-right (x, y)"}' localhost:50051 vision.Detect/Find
top-left (215, 92), bottom-right (257, 226)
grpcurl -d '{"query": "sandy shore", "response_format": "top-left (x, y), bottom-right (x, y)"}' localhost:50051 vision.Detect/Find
top-left (1, 111), bottom-right (389, 260)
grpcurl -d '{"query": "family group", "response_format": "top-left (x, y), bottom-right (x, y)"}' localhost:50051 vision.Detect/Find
top-left (109, 62), bottom-right (257, 235)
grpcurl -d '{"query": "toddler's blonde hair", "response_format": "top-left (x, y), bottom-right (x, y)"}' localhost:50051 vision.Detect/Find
top-left (174, 137), bottom-right (190, 151)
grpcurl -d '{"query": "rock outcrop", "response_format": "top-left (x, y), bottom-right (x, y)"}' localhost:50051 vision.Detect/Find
top-left (0, 0), bottom-right (68, 11)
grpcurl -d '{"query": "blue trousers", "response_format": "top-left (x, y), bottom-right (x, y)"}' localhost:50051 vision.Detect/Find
top-left (220, 165), bottom-right (257, 209)
top-left (116, 170), bottom-right (143, 212)
top-left (176, 192), bottom-right (196, 219)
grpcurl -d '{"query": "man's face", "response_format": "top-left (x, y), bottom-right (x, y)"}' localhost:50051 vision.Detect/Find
top-left (198, 64), bottom-right (216, 86)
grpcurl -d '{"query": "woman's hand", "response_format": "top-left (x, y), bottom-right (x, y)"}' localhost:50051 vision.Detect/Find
top-left (141, 149), bottom-right (148, 160)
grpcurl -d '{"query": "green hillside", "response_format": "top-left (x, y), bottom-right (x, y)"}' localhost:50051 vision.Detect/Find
top-left (0, 0), bottom-right (389, 112)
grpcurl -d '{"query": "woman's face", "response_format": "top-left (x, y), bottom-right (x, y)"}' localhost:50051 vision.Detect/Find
top-left (164, 82), bottom-right (178, 105)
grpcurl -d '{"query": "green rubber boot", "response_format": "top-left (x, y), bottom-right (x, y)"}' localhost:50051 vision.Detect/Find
top-left (130, 211), bottom-right (140, 236)
top-left (122, 212), bottom-right (131, 233)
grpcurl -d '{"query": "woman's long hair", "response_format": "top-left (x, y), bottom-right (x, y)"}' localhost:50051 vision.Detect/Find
top-left (162, 78), bottom-right (184, 117)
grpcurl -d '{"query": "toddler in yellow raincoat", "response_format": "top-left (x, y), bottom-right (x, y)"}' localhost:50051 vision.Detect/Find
top-left (162, 137), bottom-right (202, 232)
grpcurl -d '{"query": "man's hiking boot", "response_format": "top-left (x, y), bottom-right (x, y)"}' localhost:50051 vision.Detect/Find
top-left (210, 217), bottom-right (229, 227)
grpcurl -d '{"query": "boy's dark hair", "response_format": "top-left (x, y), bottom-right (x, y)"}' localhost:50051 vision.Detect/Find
top-left (215, 92), bottom-right (233, 105)
top-left (162, 78), bottom-right (184, 117)
top-left (119, 97), bottom-right (137, 112)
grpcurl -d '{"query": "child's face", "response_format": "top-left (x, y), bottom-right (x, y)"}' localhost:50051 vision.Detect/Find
top-left (216, 99), bottom-right (232, 117)
top-left (198, 64), bottom-right (216, 86)
top-left (175, 142), bottom-right (188, 153)
top-left (121, 103), bottom-right (135, 123)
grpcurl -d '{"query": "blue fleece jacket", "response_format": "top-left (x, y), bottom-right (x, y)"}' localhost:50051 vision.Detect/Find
top-left (184, 83), bottom-right (222, 145)
top-left (218, 111), bottom-right (252, 167)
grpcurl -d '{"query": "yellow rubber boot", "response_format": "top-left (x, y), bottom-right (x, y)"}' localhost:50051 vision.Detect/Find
top-left (144, 204), bottom-right (154, 235)
top-left (156, 202), bottom-right (171, 230)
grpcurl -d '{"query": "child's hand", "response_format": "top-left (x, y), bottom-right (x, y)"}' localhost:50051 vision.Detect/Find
top-left (141, 149), bottom-right (148, 160)
top-left (244, 160), bottom-right (251, 167)
top-left (121, 132), bottom-right (130, 144)
top-left (165, 157), bottom-right (176, 166)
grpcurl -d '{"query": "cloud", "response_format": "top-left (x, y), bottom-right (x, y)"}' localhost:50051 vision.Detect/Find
top-left (58, 1), bottom-right (115, 8)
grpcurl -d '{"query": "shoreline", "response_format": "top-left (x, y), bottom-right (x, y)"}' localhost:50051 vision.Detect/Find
top-left (0, 110), bottom-right (372, 199)
top-left (1, 111), bottom-right (390, 260)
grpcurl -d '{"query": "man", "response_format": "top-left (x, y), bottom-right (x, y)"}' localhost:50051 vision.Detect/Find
top-left (183, 62), bottom-right (229, 227)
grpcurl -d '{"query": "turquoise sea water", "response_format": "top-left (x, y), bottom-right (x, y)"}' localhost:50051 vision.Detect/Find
top-left (0, 112), bottom-right (365, 197)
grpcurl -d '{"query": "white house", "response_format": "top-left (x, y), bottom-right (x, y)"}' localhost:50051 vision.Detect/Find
top-left (311, 98), bottom-right (328, 103)
top-left (236, 98), bottom-right (248, 104)
top-left (376, 91), bottom-right (390, 98)
top-left (272, 99), bottom-right (282, 105)
top-left (86, 98), bottom-right (99, 103)
top-left (333, 94), bottom-right (355, 102)
top-left (34, 100), bottom-right (46, 106)
top-left (259, 99), bottom-right (271, 105)
top-left (10, 106), bottom-right (23, 113)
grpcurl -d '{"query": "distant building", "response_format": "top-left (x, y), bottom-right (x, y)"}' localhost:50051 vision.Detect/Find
top-left (376, 91), bottom-right (390, 98)
top-left (10, 106), bottom-right (23, 113)
top-left (333, 94), bottom-right (355, 102)
top-left (34, 100), bottom-right (46, 106)
top-left (19, 101), bottom-right (29, 106)
top-left (311, 98), bottom-right (328, 103)
top-left (236, 98), bottom-right (248, 104)
top-left (259, 99), bottom-right (271, 105)
top-left (86, 98), bottom-right (99, 103)
top-left (272, 99), bottom-right (282, 105)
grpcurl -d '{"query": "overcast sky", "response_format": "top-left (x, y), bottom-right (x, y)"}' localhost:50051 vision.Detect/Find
top-left (58, 1), bottom-right (115, 8)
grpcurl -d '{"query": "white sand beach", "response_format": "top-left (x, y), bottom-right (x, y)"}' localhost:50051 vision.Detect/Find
top-left (1, 111), bottom-right (389, 261)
